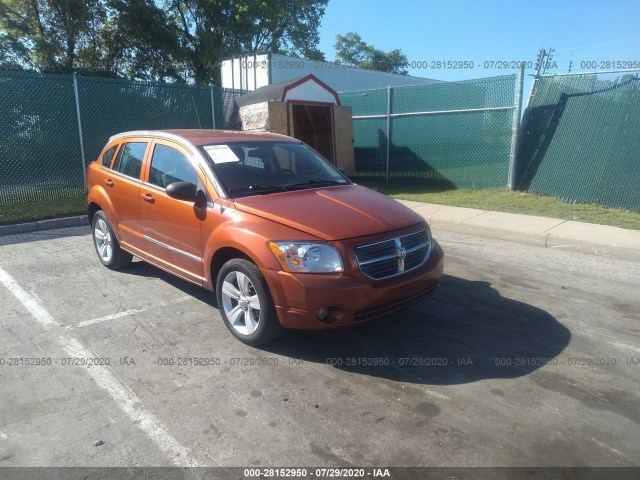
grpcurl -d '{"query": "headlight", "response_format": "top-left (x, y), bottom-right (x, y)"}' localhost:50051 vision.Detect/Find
top-left (267, 241), bottom-right (343, 273)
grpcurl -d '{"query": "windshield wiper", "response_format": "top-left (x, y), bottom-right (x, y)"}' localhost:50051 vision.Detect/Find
top-left (227, 184), bottom-right (286, 195)
top-left (227, 179), bottom-right (347, 196)
top-left (283, 179), bottom-right (347, 190)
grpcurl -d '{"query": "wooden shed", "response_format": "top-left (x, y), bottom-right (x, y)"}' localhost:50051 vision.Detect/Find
top-left (235, 74), bottom-right (355, 174)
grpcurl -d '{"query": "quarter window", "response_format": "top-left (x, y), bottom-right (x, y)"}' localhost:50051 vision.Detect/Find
top-left (113, 142), bottom-right (147, 179)
top-left (149, 144), bottom-right (198, 188)
top-left (101, 145), bottom-right (118, 168)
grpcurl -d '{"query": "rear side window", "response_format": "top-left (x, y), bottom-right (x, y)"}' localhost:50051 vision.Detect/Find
top-left (148, 144), bottom-right (198, 188)
top-left (101, 145), bottom-right (118, 168)
top-left (113, 142), bottom-right (147, 179)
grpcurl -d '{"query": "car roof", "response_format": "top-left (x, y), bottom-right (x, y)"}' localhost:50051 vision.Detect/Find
top-left (108, 129), bottom-right (297, 147)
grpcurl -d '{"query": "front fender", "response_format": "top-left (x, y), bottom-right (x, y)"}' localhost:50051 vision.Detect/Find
top-left (202, 211), bottom-right (322, 288)
top-left (204, 224), bottom-right (282, 271)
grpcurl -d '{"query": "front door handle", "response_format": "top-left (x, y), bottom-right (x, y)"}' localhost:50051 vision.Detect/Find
top-left (141, 193), bottom-right (155, 204)
top-left (105, 179), bottom-right (114, 187)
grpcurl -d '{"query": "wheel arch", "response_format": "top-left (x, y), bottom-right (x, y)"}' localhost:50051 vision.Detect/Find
top-left (209, 247), bottom-right (254, 289)
top-left (87, 186), bottom-right (117, 234)
top-left (88, 202), bottom-right (101, 224)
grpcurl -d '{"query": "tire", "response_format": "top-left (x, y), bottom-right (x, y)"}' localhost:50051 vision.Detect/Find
top-left (216, 258), bottom-right (282, 345)
top-left (91, 210), bottom-right (132, 270)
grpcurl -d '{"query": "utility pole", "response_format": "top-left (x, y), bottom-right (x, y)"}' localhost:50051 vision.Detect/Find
top-left (526, 48), bottom-right (546, 112)
top-left (513, 48), bottom-right (547, 191)
top-left (541, 47), bottom-right (554, 75)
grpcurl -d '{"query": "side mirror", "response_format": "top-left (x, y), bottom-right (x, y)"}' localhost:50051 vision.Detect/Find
top-left (166, 181), bottom-right (198, 202)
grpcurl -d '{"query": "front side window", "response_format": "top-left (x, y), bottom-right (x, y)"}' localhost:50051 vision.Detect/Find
top-left (113, 142), bottom-right (147, 179)
top-left (101, 145), bottom-right (118, 168)
top-left (148, 144), bottom-right (198, 188)
top-left (200, 141), bottom-right (349, 198)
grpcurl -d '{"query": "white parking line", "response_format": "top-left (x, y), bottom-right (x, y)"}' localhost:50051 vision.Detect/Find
top-left (0, 266), bottom-right (201, 467)
top-left (74, 296), bottom-right (192, 328)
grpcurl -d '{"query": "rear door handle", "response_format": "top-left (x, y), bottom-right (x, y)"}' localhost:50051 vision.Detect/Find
top-left (141, 193), bottom-right (155, 204)
top-left (105, 179), bottom-right (114, 187)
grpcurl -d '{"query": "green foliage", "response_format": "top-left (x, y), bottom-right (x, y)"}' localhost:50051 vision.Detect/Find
top-left (104, 0), bottom-right (185, 81)
top-left (168, 0), bottom-right (327, 83)
top-left (335, 32), bottom-right (408, 74)
top-left (0, 0), bottom-right (99, 72)
top-left (229, 0), bottom-right (327, 60)
top-left (0, 0), bottom-right (328, 84)
top-left (0, 0), bottom-right (182, 80)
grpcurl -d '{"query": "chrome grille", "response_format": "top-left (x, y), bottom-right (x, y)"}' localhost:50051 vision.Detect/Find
top-left (355, 230), bottom-right (431, 280)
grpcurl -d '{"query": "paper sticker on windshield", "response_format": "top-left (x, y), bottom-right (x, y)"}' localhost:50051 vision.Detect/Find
top-left (203, 145), bottom-right (240, 164)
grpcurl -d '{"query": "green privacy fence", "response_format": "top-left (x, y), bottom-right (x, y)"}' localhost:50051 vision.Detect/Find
top-left (0, 70), bottom-right (242, 224)
top-left (3, 68), bottom-right (639, 225)
top-left (0, 71), bottom-right (84, 206)
top-left (517, 71), bottom-right (640, 211)
top-left (340, 75), bottom-right (518, 188)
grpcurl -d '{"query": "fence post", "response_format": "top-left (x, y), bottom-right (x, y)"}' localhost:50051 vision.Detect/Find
top-left (72, 72), bottom-right (88, 191)
top-left (507, 65), bottom-right (524, 191)
top-left (385, 85), bottom-right (392, 184)
top-left (210, 85), bottom-right (216, 129)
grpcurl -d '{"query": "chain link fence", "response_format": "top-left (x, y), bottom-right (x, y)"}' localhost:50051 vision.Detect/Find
top-left (0, 71), bottom-right (84, 222)
top-left (0, 70), bottom-right (243, 225)
top-left (340, 75), bottom-right (518, 188)
top-left (3, 68), bottom-right (640, 225)
top-left (517, 70), bottom-right (640, 211)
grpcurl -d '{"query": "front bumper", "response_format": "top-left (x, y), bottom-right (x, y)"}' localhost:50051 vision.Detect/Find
top-left (261, 239), bottom-right (444, 330)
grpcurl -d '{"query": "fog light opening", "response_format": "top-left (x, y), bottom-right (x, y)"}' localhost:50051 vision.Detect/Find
top-left (316, 307), bottom-right (329, 321)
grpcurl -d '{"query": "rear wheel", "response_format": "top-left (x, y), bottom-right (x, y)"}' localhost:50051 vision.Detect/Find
top-left (91, 211), bottom-right (132, 270)
top-left (216, 258), bottom-right (282, 345)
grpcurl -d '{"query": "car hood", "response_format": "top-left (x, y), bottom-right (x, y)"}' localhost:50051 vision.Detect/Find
top-left (232, 185), bottom-right (425, 241)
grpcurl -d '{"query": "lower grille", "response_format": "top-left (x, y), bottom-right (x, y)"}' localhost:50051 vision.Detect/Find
top-left (354, 282), bottom-right (440, 322)
top-left (355, 230), bottom-right (431, 280)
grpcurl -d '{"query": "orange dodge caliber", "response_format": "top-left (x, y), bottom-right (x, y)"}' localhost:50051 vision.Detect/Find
top-left (87, 130), bottom-right (444, 345)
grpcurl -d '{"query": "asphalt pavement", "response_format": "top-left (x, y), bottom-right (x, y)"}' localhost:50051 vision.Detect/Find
top-left (0, 224), bottom-right (638, 468)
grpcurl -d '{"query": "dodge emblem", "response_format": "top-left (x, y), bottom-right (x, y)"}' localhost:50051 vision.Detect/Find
top-left (395, 238), bottom-right (407, 272)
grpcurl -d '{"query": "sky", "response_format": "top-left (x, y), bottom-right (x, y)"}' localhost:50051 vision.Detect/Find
top-left (316, 0), bottom-right (640, 92)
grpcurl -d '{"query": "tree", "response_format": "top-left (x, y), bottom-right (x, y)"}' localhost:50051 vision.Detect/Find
top-left (335, 32), bottom-right (408, 74)
top-left (0, 0), bottom-right (329, 84)
top-left (168, 0), bottom-right (327, 84)
top-left (0, 31), bottom-right (27, 70)
top-left (230, 0), bottom-right (326, 59)
top-left (0, 0), bottom-right (187, 80)
top-left (0, 0), bottom-right (99, 72)
top-left (103, 0), bottom-right (186, 81)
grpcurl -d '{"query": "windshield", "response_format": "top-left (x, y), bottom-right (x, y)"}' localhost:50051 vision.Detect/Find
top-left (199, 141), bottom-right (350, 198)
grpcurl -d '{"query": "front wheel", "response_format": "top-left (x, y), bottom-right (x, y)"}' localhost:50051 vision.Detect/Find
top-left (216, 258), bottom-right (282, 345)
top-left (91, 211), bottom-right (132, 270)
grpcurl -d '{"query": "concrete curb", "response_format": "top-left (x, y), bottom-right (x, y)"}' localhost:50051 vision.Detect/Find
top-left (397, 200), bottom-right (640, 263)
top-left (0, 215), bottom-right (89, 236)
